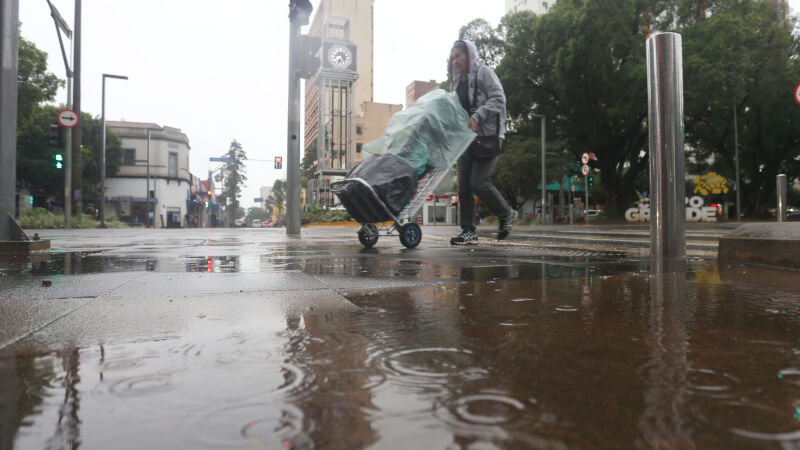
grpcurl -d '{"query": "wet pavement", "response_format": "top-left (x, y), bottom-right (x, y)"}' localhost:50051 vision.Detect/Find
top-left (1, 226), bottom-right (800, 449)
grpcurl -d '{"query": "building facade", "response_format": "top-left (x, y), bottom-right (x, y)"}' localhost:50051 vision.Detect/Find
top-left (506, 0), bottom-right (554, 15)
top-left (105, 121), bottom-right (201, 228)
top-left (405, 80), bottom-right (438, 109)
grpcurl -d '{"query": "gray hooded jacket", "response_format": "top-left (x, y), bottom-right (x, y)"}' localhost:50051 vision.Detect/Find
top-left (449, 39), bottom-right (507, 139)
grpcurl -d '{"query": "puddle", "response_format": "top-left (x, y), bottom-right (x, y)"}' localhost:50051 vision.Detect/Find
top-left (3, 233), bottom-right (800, 448)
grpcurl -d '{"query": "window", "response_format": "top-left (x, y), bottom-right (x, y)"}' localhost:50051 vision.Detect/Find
top-left (356, 143), bottom-right (363, 153)
top-left (543, 1), bottom-right (548, 9)
top-left (123, 149), bottom-right (136, 166)
top-left (356, 126), bottom-right (363, 135)
top-left (169, 152), bottom-right (178, 178)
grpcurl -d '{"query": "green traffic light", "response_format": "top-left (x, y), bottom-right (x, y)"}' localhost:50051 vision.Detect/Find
top-left (56, 162), bottom-right (63, 169)
top-left (55, 154), bottom-right (63, 161)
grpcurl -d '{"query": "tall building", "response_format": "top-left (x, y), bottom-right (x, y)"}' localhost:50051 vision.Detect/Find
top-left (303, 0), bottom-right (403, 206)
top-left (405, 80), bottom-right (439, 109)
top-left (506, 0), bottom-right (554, 15)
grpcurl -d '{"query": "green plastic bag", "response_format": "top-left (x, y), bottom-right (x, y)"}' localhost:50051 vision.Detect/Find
top-left (363, 89), bottom-right (476, 176)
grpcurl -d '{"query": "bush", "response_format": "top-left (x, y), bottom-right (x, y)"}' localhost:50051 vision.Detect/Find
top-left (17, 207), bottom-right (128, 229)
top-left (301, 204), bottom-right (351, 224)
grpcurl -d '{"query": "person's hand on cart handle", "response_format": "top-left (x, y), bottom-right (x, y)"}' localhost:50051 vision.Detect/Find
top-left (470, 117), bottom-right (478, 132)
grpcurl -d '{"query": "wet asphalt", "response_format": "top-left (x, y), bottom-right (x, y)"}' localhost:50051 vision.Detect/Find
top-left (1, 225), bottom-right (800, 449)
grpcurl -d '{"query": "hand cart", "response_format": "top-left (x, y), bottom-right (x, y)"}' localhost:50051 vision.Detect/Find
top-left (330, 167), bottom-right (451, 249)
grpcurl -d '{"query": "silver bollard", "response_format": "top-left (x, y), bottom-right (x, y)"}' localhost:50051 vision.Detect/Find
top-left (777, 174), bottom-right (787, 222)
top-left (646, 32), bottom-right (685, 258)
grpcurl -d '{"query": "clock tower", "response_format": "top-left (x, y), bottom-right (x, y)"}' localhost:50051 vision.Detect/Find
top-left (311, 16), bottom-right (359, 205)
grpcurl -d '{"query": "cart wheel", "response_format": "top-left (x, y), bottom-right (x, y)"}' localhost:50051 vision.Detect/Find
top-left (399, 223), bottom-right (422, 248)
top-left (358, 223), bottom-right (379, 247)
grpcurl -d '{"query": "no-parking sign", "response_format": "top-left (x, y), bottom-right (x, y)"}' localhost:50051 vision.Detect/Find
top-left (795, 82), bottom-right (800, 106)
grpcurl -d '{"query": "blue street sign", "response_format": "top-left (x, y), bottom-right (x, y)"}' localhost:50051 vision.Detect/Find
top-left (209, 157), bottom-right (232, 163)
top-left (254, 197), bottom-right (264, 202)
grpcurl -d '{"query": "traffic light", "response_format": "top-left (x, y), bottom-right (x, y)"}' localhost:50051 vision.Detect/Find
top-left (295, 34), bottom-right (321, 79)
top-left (54, 153), bottom-right (63, 169)
top-left (207, 190), bottom-right (212, 197)
top-left (204, 200), bottom-right (209, 208)
top-left (275, 156), bottom-right (283, 170)
top-left (588, 176), bottom-right (594, 187)
top-left (29, 195), bottom-right (33, 204)
top-left (48, 124), bottom-right (63, 147)
top-left (289, 0), bottom-right (313, 25)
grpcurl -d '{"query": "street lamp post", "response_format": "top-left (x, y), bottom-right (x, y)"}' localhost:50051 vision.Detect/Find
top-left (532, 114), bottom-right (546, 224)
top-left (99, 73), bottom-right (127, 228)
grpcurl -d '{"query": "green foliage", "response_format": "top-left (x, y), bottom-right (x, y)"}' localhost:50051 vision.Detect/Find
top-left (456, 0), bottom-right (800, 217)
top-left (17, 208), bottom-right (127, 229)
top-left (458, 19), bottom-right (505, 69)
top-left (301, 142), bottom-right (317, 187)
top-left (17, 35), bottom-right (62, 120)
top-left (301, 204), bottom-right (351, 224)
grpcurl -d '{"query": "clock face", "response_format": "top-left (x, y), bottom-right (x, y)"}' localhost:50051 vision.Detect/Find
top-left (327, 46), bottom-right (352, 69)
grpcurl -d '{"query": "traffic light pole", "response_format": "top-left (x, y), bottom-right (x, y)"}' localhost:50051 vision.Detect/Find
top-left (0, 0), bottom-right (19, 241)
top-left (286, 19), bottom-right (301, 235)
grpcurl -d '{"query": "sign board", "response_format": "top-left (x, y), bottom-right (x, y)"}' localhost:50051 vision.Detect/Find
top-left (253, 197), bottom-right (264, 202)
top-left (581, 152), bottom-right (590, 165)
top-left (581, 164), bottom-right (590, 176)
top-left (625, 196), bottom-right (717, 223)
top-left (209, 157), bottom-right (232, 163)
top-left (57, 109), bottom-right (79, 128)
top-left (795, 82), bottom-right (800, 106)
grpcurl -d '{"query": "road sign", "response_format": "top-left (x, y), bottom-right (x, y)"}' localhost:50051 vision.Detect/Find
top-left (581, 152), bottom-right (590, 165)
top-left (581, 164), bottom-right (590, 176)
top-left (795, 82), bottom-right (800, 106)
top-left (254, 197), bottom-right (264, 202)
top-left (57, 109), bottom-right (79, 128)
top-left (209, 157), bottom-right (232, 163)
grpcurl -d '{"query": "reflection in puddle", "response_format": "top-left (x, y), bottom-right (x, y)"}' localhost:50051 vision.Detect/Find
top-left (3, 244), bottom-right (800, 447)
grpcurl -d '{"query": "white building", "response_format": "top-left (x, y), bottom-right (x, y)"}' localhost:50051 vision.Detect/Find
top-left (105, 121), bottom-right (196, 228)
top-left (506, 0), bottom-right (554, 15)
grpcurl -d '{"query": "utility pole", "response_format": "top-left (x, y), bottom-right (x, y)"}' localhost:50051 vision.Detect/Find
top-left (71, 0), bottom-right (82, 216)
top-left (0, 0), bottom-right (19, 241)
top-left (286, 0), bottom-right (312, 236)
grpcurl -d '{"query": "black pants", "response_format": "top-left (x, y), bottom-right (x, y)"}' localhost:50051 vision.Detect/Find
top-left (457, 151), bottom-right (510, 233)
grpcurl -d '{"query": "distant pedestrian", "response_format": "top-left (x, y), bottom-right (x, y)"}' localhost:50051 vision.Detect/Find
top-left (449, 39), bottom-right (512, 245)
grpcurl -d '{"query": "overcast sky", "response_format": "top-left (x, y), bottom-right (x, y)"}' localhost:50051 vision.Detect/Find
top-left (18, 0), bottom-right (800, 208)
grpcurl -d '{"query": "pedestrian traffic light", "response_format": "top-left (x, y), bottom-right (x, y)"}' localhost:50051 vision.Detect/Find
top-left (588, 176), bottom-right (594, 187)
top-left (275, 156), bottom-right (283, 170)
top-left (48, 124), bottom-right (63, 147)
top-left (204, 200), bottom-right (209, 208)
top-left (295, 34), bottom-right (321, 79)
top-left (29, 195), bottom-right (34, 204)
top-left (54, 153), bottom-right (63, 169)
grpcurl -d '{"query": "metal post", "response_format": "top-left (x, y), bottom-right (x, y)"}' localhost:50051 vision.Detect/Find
top-left (100, 77), bottom-right (106, 227)
top-left (71, 0), bottom-right (82, 216)
top-left (541, 117), bottom-right (547, 224)
top-left (585, 176), bottom-right (589, 225)
top-left (64, 52), bottom-right (73, 228)
top-left (0, 0), bottom-right (19, 241)
top-left (286, 20), bottom-right (301, 235)
top-left (777, 174), bottom-right (787, 222)
top-left (733, 105), bottom-right (741, 221)
top-left (646, 32), bottom-right (685, 258)
top-left (146, 129), bottom-right (151, 228)
top-left (99, 73), bottom-right (127, 228)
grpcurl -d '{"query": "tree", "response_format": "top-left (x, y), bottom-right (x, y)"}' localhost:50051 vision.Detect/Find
top-left (683, 1), bottom-right (800, 216)
top-left (17, 35), bottom-right (61, 121)
top-left (458, 19), bottom-right (505, 69)
top-left (497, 3), bottom-right (655, 215)
top-left (301, 142), bottom-right (317, 188)
top-left (266, 179), bottom-right (286, 219)
top-left (219, 140), bottom-right (247, 224)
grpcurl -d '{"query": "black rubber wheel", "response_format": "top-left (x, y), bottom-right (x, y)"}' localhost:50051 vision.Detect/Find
top-left (399, 223), bottom-right (422, 248)
top-left (358, 223), bottom-right (379, 247)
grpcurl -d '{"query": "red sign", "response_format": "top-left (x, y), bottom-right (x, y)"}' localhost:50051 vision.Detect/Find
top-left (57, 109), bottom-right (79, 128)
top-left (795, 82), bottom-right (800, 106)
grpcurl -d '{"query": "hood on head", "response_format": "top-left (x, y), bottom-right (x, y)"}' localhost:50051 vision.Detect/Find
top-left (451, 39), bottom-right (479, 83)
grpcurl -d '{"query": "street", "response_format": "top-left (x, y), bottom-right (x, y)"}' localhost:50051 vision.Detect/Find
top-left (1, 225), bottom-right (800, 448)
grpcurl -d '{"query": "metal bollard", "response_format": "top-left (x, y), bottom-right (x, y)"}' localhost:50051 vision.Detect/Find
top-left (777, 174), bottom-right (787, 222)
top-left (646, 32), bottom-right (685, 258)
